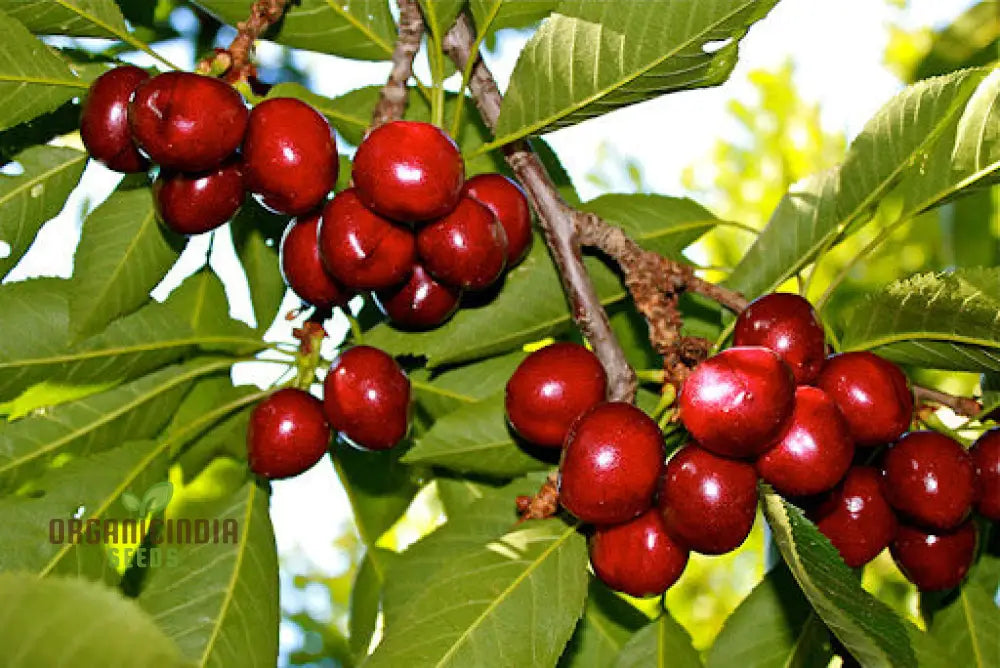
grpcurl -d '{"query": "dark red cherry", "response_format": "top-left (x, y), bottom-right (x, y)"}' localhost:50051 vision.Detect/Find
top-left (323, 346), bottom-right (410, 451)
top-left (559, 402), bottom-right (664, 525)
top-left (151, 158), bottom-right (244, 235)
top-left (504, 342), bottom-right (607, 448)
top-left (80, 65), bottom-right (149, 173)
top-left (247, 388), bottom-right (330, 479)
top-left (352, 121), bottom-right (464, 222)
top-left (756, 386), bottom-right (854, 496)
top-left (416, 197), bottom-right (507, 291)
top-left (813, 466), bottom-right (898, 568)
top-left (883, 431), bottom-right (975, 531)
top-left (373, 263), bottom-right (461, 329)
top-left (679, 346), bottom-right (795, 459)
top-left (891, 521), bottom-right (977, 591)
top-left (971, 428), bottom-right (1000, 520)
top-left (658, 444), bottom-right (759, 555)
top-left (462, 174), bottom-right (532, 266)
top-left (589, 509), bottom-right (689, 597)
top-left (243, 97), bottom-right (339, 216)
top-left (280, 212), bottom-right (352, 310)
top-left (129, 71), bottom-right (247, 171)
top-left (816, 352), bottom-right (912, 446)
top-left (318, 189), bottom-right (416, 290)
top-left (733, 293), bottom-right (826, 384)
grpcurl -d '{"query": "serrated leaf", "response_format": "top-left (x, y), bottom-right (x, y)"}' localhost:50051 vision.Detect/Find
top-left (333, 439), bottom-right (417, 547)
top-left (580, 193), bottom-right (719, 259)
top-left (560, 580), bottom-right (648, 668)
top-left (229, 201), bottom-right (287, 332)
top-left (0, 0), bottom-right (128, 38)
top-left (613, 611), bottom-right (702, 668)
top-left (926, 559), bottom-right (1000, 667)
top-left (163, 269), bottom-right (260, 354)
top-left (469, 0), bottom-right (558, 35)
top-left (410, 350), bottom-right (527, 421)
top-left (418, 0), bottom-right (465, 38)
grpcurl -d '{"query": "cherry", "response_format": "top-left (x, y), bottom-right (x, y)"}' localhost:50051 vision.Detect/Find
top-left (243, 97), bottom-right (339, 216)
top-left (462, 174), bottom-right (533, 266)
top-left (373, 263), bottom-right (461, 329)
top-left (756, 386), bottom-right (854, 496)
top-left (247, 388), bottom-right (330, 479)
top-left (80, 65), bottom-right (149, 173)
top-left (318, 189), bottom-right (416, 290)
top-left (589, 509), bottom-right (689, 597)
top-left (816, 352), bottom-right (912, 446)
top-left (971, 428), bottom-right (1000, 520)
top-left (733, 293), bottom-right (826, 384)
top-left (559, 402), bottom-right (664, 525)
top-left (505, 343), bottom-right (607, 448)
top-left (151, 158), bottom-right (244, 235)
top-left (891, 521), bottom-right (977, 591)
top-left (658, 444), bottom-right (759, 555)
top-left (352, 121), bottom-right (464, 222)
top-left (323, 346), bottom-right (410, 451)
top-left (416, 197), bottom-right (508, 291)
top-left (280, 212), bottom-right (352, 310)
top-left (882, 430), bottom-right (975, 531)
top-left (812, 466), bottom-right (898, 568)
top-left (678, 346), bottom-right (795, 459)
top-left (130, 72), bottom-right (247, 171)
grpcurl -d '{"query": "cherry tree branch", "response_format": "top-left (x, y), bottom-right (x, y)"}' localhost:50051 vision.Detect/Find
top-left (371, 0), bottom-right (425, 128)
top-left (913, 385), bottom-right (983, 418)
top-left (197, 0), bottom-right (289, 82)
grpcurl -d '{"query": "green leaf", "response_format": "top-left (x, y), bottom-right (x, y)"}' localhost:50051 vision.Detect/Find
top-left (613, 611), bottom-right (703, 668)
top-left (0, 0), bottom-right (128, 38)
top-left (70, 187), bottom-right (185, 339)
top-left (559, 580), bottom-right (648, 668)
top-left (169, 377), bottom-right (259, 479)
top-left (350, 548), bottom-right (393, 659)
top-left (926, 561), bottom-right (1000, 667)
top-left (410, 350), bottom-right (527, 422)
top-left (490, 0), bottom-right (780, 148)
top-left (469, 0), bottom-right (558, 35)
top-left (0, 573), bottom-right (186, 666)
top-left (163, 269), bottom-right (260, 355)
top-left (365, 518), bottom-right (587, 667)
top-left (121, 490), bottom-right (141, 513)
top-left (981, 373), bottom-right (1000, 417)
top-left (333, 439), bottom-right (417, 548)
top-left (418, 0), bottom-right (465, 38)
top-left (141, 480), bottom-right (173, 514)
top-left (0, 145), bottom-right (86, 278)
top-left (230, 201), bottom-right (287, 332)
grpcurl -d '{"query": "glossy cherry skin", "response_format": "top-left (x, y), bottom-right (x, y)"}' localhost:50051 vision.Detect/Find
top-left (891, 521), bottom-right (977, 591)
top-left (971, 428), bottom-right (1000, 520)
top-left (129, 72), bottom-right (247, 171)
top-left (352, 121), bottom-right (464, 222)
top-left (243, 97), bottom-right (339, 215)
top-left (505, 343), bottom-right (607, 448)
top-left (462, 174), bottom-right (532, 266)
top-left (416, 197), bottom-right (508, 291)
top-left (658, 444), bottom-right (759, 555)
top-left (247, 388), bottom-right (330, 479)
top-left (733, 293), bottom-right (826, 384)
top-left (318, 189), bottom-right (416, 290)
top-left (679, 346), bottom-right (795, 459)
top-left (559, 402), bottom-right (664, 525)
top-left (373, 263), bottom-right (461, 329)
top-left (812, 467), bottom-right (898, 568)
top-left (323, 346), bottom-right (410, 451)
top-left (756, 386), bottom-right (854, 496)
top-left (152, 158), bottom-right (244, 235)
top-left (280, 212), bottom-right (353, 310)
top-left (589, 509), bottom-right (689, 597)
top-left (80, 65), bottom-right (149, 173)
top-left (882, 430), bottom-right (975, 531)
top-left (816, 352), bottom-right (912, 446)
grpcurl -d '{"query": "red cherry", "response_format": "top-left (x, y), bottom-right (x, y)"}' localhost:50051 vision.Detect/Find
top-left (280, 212), bottom-right (352, 310)
top-left (559, 402), bottom-right (664, 525)
top-left (658, 444), bottom-right (759, 555)
top-left (247, 388), bottom-right (330, 479)
top-left (323, 346), bottom-right (410, 450)
top-left (882, 430), bottom-right (975, 531)
top-left (129, 72), bottom-right (247, 171)
top-left (589, 509), bottom-right (689, 597)
top-left (151, 158), bottom-right (244, 235)
top-left (971, 428), bottom-right (1000, 520)
top-left (352, 121), bottom-right (464, 222)
top-left (733, 293), bottom-right (826, 384)
top-left (416, 197), bottom-right (507, 291)
top-left (504, 343), bottom-right (607, 448)
top-left (816, 352), bottom-right (912, 446)
top-left (812, 467), bottom-right (898, 568)
top-left (373, 263), bottom-right (461, 329)
top-left (756, 386), bottom-right (854, 496)
top-left (462, 174), bottom-right (532, 266)
top-left (243, 97), bottom-right (339, 216)
top-left (80, 65), bottom-right (149, 173)
top-left (679, 346), bottom-right (795, 459)
top-left (318, 189), bottom-right (416, 290)
top-left (891, 521), bottom-right (977, 591)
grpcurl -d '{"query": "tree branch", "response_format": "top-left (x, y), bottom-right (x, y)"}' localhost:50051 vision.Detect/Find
top-left (371, 0), bottom-right (425, 129)
top-left (913, 385), bottom-right (983, 418)
top-left (197, 0), bottom-right (289, 83)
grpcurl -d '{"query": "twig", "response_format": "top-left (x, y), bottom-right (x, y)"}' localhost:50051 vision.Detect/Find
top-left (913, 385), bottom-right (982, 418)
top-left (515, 471), bottom-right (560, 522)
top-left (197, 0), bottom-right (289, 83)
top-left (371, 0), bottom-right (425, 129)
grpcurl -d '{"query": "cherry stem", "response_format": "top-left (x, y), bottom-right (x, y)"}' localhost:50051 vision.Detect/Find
top-left (371, 0), bottom-right (425, 130)
top-left (912, 385), bottom-right (982, 418)
top-left (346, 311), bottom-right (365, 344)
top-left (636, 369), bottom-right (668, 384)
